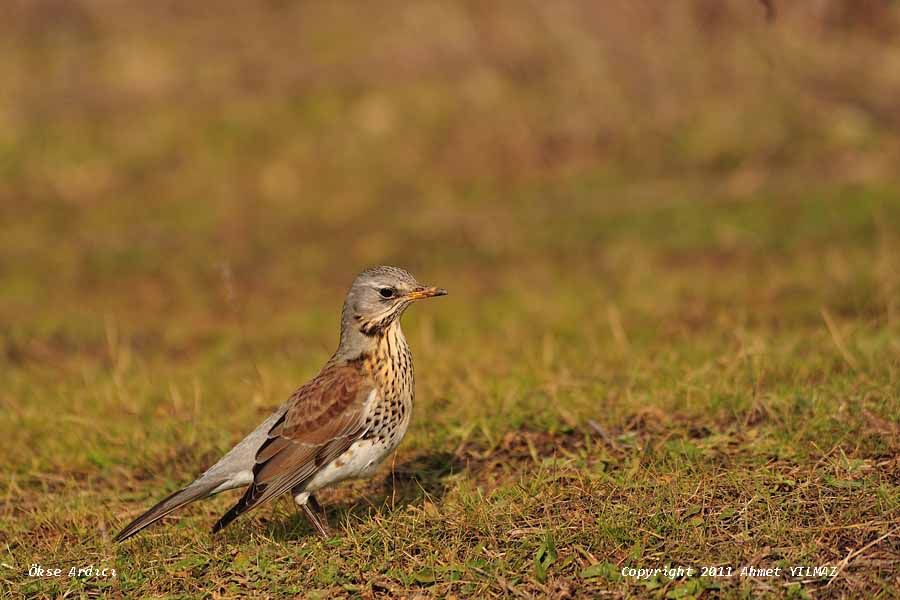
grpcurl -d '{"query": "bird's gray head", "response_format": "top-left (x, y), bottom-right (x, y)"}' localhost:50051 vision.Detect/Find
top-left (336, 266), bottom-right (446, 357)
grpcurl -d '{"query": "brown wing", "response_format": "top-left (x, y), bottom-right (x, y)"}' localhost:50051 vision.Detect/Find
top-left (211, 361), bottom-right (374, 532)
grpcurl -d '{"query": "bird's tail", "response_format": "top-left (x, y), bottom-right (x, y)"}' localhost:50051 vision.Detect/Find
top-left (114, 479), bottom-right (222, 542)
top-left (210, 485), bottom-right (257, 534)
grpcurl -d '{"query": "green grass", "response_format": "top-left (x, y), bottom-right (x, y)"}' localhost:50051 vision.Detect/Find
top-left (3, 185), bottom-right (898, 598)
top-left (2, 2), bottom-right (900, 597)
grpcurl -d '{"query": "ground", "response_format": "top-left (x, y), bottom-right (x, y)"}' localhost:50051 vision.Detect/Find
top-left (2, 3), bottom-right (899, 599)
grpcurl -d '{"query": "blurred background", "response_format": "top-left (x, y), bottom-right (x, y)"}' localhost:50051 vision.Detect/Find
top-left (3, 2), bottom-right (900, 595)
top-left (2, 0), bottom-right (899, 475)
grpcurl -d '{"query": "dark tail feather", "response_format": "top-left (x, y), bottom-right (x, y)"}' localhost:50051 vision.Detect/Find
top-left (211, 485), bottom-right (261, 533)
top-left (115, 480), bottom-right (222, 542)
top-left (210, 501), bottom-right (243, 534)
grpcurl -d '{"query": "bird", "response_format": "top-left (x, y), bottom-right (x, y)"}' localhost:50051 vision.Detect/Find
top-left (114, 266), bottom-right (446, 542)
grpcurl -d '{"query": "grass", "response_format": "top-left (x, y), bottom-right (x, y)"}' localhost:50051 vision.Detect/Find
top-left (3, 186), bottom-right (898, 598)
top-left (2, 2), bottom-right (900, 598)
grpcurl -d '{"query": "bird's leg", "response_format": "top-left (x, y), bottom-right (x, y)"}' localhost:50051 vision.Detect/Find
top-left (307, 494), bottom-right (331, 537)
top-left (295, 492), bottom-right (330, 539)
top-left (301, 504), bottom-right (330, 539)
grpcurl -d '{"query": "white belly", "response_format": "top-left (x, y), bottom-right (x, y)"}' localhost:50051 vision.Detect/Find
top-left (294, 438), bottom-right (397, 505)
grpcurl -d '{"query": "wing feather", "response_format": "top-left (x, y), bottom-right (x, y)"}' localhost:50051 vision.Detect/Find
top-left (211, 360), bottom-right (375, 531)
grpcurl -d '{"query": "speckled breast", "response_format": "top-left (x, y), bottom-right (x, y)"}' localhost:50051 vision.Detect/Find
top-left (363, 322), bottom-right (415, 448)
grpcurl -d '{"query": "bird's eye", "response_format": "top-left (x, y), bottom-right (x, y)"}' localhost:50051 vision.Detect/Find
top-left (378, 287), bottom-right (395, 299)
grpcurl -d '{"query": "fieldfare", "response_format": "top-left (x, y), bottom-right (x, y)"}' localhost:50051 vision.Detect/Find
top-left (115, 266), bottom-right (446, 541)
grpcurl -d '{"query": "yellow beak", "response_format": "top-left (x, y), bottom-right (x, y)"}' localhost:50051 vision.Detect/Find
top-left (405, 286), bottom-right (448, 300)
